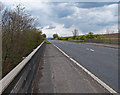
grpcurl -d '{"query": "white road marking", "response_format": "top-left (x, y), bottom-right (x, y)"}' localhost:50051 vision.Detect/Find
top-left (86, 48), bottom-right (89, 50)
top-left (86, 48), bottom-right (94, 52)
top-left (90, 49), bottom-right (94, 52)
top-left (51, 43), bottom-right (117, 93)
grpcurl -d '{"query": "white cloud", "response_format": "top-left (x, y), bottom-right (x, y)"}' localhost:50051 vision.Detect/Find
top-left (69, 3), bottom-right (118, 34)
top-left (95, 27), bottom-right (118, 35)
top-left (1, 1), bottom-right (118, 37)
top-left (42, 23), bottom-right (83, 37)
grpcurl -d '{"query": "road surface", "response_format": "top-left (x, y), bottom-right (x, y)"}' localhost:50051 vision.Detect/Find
top-left (32, 44), bottom-right (108, 93)
top-left (50, 40), bottom-right (118, 92)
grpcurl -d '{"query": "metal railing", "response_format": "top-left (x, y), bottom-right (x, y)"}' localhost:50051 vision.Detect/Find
top-left (0, 41), bottom-right (45, 94)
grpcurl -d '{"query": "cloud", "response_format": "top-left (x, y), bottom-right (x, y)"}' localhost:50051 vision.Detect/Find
top-left (64, 3), bottom-right (118, 34)
top-left (1, 1), bottom-right (118, 37)
top-left (75, 2), bottom-right (118, 8)
top-left (43, 25), bottom-right (56, 29)
top-left (42, 23), bottom-right (83, 37)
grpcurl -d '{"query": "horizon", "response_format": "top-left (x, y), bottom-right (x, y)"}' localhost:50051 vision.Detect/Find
top-left (1, 1), bottom-right (118, 38)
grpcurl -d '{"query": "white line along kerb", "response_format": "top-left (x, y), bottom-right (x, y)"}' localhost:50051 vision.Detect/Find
top-left (52, 43), bottom-right (117, 93)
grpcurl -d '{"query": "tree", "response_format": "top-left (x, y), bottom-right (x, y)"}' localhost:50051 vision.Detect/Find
top-left (53, 34), bottom-right (58, 38)
top-left (106, 28), bottom-right (115, 44)
top-left (86, 32), bottom-right (94, 39)
top-left (42, 34), bottom-right (46, 38)
top-left (2, 4), bottom-right (44, 77)
top-left (106, 28), bottom-right (115, 39)
top-left (72, 29), bottom-right (78, 40)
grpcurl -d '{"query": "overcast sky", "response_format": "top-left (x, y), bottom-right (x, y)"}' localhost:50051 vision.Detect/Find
top-left (1, 0), bottom-right (119, 37)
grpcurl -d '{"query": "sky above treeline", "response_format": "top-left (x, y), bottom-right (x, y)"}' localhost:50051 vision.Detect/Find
top-left (1, 0), bottom-right (119, 38)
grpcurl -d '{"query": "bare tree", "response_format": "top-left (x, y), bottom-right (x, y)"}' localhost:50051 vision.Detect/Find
top-left (2, 4), bottom-right (44, 77)
top-left (72, 29), bottom-right (78, 40)
top-left (106, 28), bottom-right (115, 44)
top-left (106, 28), bottom-right (115, 35)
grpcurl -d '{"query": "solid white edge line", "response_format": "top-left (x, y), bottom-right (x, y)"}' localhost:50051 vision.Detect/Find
top-left (51, 43), bottom-right (117, 93)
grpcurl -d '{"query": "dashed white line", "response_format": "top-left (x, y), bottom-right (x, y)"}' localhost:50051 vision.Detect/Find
top-left (90, 49), bottom-right (94, 52)
top-left (86, 48), bottom-right (89, 50)
top-left (51, 42), bottom-right (117, 93)
top-left (86, 48), bottom-right (94, 52)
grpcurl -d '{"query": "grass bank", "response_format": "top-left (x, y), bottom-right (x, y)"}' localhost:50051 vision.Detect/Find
top-left (45, 40), bottom-right (51, 44)
top-left (58, 40), bottom-right (84, 43)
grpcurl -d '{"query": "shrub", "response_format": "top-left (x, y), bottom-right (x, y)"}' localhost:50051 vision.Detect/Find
top-left (86, 32), bottom-right (94, 39)
top-left (65, 38), bottom-right (68, 40)
top-left (2, 5), bottom-right (45, 77)
top-left (79, 35), bottom-right (86, 40)
top-left (75, 37), bottom-right (79, 40)
top-left (68, 38), bottom-right (73, 40)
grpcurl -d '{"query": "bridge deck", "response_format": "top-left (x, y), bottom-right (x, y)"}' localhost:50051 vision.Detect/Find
top-left (32, 44), bottom-right (108, 93)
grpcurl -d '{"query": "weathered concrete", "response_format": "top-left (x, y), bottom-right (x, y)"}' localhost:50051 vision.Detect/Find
top-left (33, 44), bottom-right (109, 93)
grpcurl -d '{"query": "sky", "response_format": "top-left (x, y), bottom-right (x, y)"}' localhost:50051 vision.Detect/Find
top-left (0, 0), bottom-right (119, 38)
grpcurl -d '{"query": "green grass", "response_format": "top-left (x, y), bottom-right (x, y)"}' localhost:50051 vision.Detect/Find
top-left (45, 40), bottom-right (51, 44)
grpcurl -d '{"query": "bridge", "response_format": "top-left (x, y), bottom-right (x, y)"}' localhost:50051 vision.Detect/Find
top-left (0, 40), bottom-right (119, 94)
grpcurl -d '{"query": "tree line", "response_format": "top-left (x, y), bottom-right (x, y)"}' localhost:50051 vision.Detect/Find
top-left (52, 29), bottom-right (105, 41)
top-left (2, 4), bottom-right (46, 77)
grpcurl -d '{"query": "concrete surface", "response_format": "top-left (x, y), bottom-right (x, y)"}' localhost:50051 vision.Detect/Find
top-left (33, 44), bottom-right (109, 93)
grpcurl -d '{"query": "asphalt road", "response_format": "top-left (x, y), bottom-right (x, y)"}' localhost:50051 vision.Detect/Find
top-left (50, 40), bottom-right (118, 92)
top-left (33, 44), bottom-right (108, 93)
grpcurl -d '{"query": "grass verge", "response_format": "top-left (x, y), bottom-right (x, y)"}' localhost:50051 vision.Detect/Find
top-left (58, 40), bottom-right (84, 43)
top-left (45, 40), bottom-right (51, 44)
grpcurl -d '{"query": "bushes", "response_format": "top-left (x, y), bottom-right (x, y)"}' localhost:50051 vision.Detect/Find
top-left (57, 37), bottom-right (68, 40)
top-left (94, 35), bottom-right (105, 39)
top-left (68, 38), bottom-right (73, 40)
top-left (55, 32), bottom-right (105, 42)
top-left (79, 35), bottom-right (86, 40)
top-left (2, 5), bottom-right (45, 77)
top-left (64, 37), bottom-right (69, 40)
top-left (79, 33), bottom-right (105, 40)
top-left (57, 37), bottom-right (62, 40)
top-left (75, 37), bottom-right (79, 40)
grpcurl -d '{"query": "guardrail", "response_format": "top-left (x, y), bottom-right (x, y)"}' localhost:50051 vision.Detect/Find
top-left (0, 41), bottom-right (45, 94)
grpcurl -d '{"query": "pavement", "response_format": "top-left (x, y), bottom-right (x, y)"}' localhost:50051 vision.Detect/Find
top-left (33, 44), bottom-right (108, 93)
top-left (50, 40), bottom-right (119, 92)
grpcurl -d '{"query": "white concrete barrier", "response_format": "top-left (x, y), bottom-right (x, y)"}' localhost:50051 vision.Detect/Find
top-left (0, 41), bottom-right (45, 94)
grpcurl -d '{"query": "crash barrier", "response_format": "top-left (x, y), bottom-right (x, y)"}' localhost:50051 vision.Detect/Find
top-left (0, 41), bottom-right (45, 94)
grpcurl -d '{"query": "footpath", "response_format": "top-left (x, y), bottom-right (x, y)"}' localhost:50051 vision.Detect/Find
top-left (32, 44), bottom-right (108, 93)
